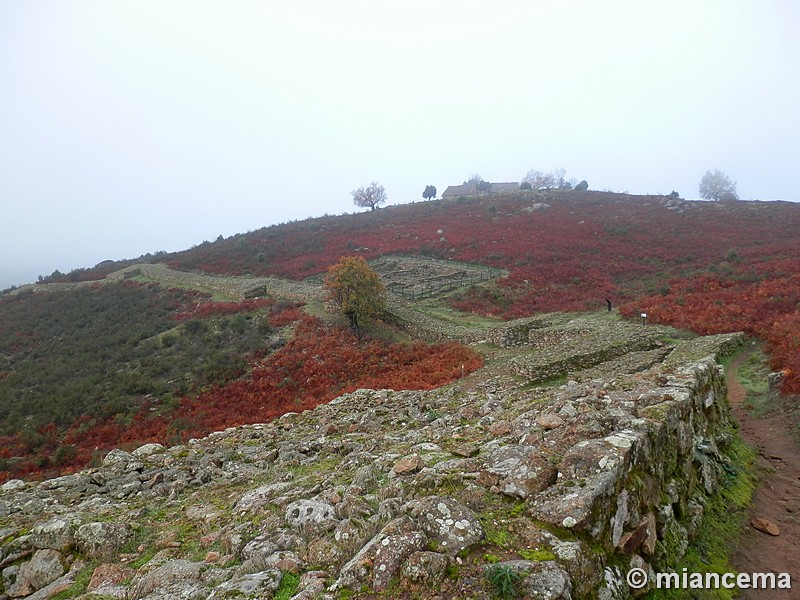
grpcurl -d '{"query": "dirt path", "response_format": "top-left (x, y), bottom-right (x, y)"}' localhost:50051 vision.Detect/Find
top-left (728, 351), bottom-right (800, 598)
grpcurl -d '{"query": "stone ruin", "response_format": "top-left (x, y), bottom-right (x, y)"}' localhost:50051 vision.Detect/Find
top-left (0, 314), bottom-right (744, 599)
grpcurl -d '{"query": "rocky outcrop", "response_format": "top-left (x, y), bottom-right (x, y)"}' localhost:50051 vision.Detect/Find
top-left (0, 322), bottom-right (743, 599)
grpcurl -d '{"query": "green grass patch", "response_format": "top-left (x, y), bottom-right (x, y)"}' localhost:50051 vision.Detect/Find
top-left (274, 571), bottom-right (300, 600)
top-left (485, 563), bottom-right (521, 599)
top-left (735, 347), bottom-right (772, 416)
top-left (51, 561), bottom-right (99, 600)
top-left (518, 548), bottom-right (556, 561)
top-left (413, 297), bottom-right (503, 329)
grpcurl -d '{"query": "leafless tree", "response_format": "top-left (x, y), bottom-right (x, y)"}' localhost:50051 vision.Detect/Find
top-left (699, 170), bottom-right (739, 201)
top-left (351, 182), bottom-right (387, 211)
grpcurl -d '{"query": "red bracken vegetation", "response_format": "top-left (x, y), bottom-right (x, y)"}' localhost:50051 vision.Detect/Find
top-left (118, 315), bottom-right (481, 445)
top-left (0, 313), bottom-right (480, 481)
top-left (173, 298), bottom-right (274, 320)
top-left (618, 258), bottom-right (800, 393)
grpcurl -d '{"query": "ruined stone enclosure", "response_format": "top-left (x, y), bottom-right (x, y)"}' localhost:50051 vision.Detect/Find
top-left (369, 255), bottom-right (506, 301)
top-left (0, 304), bottom-right (744, 600)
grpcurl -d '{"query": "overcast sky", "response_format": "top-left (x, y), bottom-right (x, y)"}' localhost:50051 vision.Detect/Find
top-left (2, 1), bottom-right (799, 289)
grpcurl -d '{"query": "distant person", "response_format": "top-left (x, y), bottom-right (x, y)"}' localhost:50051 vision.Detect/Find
top-left (606, 298), bottom-right (612, 312)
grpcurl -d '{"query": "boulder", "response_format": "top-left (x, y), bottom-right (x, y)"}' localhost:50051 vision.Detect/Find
top-left (30, 517), bottom-right (78, 552)
top-left (127, 559), bottom-right (209, 600)
top-left (483, 445), bottom-right (558, 498)
top-left (75, 522), bottom-right (133, 562)
top-left (13, 549), bottom-right (67, 594)
top-left (285, 499), bottom-right (339, 532)
top-left (407, 496), bottom-right (484, 555)
top-left (210, 569), bottom-right (283, 598)
top-left (401, 550), bottom-right (449, 585)
top-left (392, 453), bottom-right (425, 475)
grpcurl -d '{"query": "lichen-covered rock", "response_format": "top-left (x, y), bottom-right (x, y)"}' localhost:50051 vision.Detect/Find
top-left (210, 569), bottom-right (282, 598)
top-left (530, 470), bottom-right (617, 533)
top-left (335, 516), bottom-right (422, 590)
top-left (292, 570), bottom-right (329, 599)
top-left (132, 443), bottom-right (165, 458)
top-left (285, 499), bottom-right (338, 531)
top-left (407, 496), bottom-right (484, 555)
top-left (1, 480), bottom-right (25, 492)
top-left (75, 522), bottom-right (133, 562)
top-left (13, 548), bottom-right (67, 594)
top-left (30, 517), bottom-right (79, 552)
top-left (401, 550), bottom-right (449, 585)
top-left (485, 560), bottom-right (572, 600)
top-left (102, 448), bottom-right (135, 468)
top-left (234, 482), bottom-right (291, 513)
top-left (520, 560), bottom-right (572, 599)
top-left (372, 530), bottom-right (427, 590)
top-left (263, 549), bottom-right (303, 573)
top-left (482, 445), bottom-right (558, 499)
top-left (127, 559), bottom-right (209, 600)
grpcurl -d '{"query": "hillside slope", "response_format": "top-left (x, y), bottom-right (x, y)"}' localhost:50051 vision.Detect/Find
top-left (36, 191), bottom-right (800, 392)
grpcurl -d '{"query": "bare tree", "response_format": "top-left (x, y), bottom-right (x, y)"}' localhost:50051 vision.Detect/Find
top-left (351, 182), bottom-right (387, 211)
top-left (553, 168), bottom-right (567, 189)
top-left (699, 170), bottom-right (739, 201)
top-left (464, 173), bottom-right (482, 185)
top-left (522, 169), bottom-right (555, 191)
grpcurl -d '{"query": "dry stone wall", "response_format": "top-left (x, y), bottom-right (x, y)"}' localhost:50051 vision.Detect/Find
top-left (0, 324), bottom-right (744, 599)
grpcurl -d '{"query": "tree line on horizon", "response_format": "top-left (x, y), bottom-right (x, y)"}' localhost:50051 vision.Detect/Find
top-left (350, 168), bottom-right (738, 210)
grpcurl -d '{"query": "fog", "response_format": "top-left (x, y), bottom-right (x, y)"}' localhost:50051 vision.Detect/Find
top-left (2, 1), bottom-right (798, 289)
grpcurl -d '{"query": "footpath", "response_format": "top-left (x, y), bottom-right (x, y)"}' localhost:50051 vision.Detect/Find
top-left (728, 351), bottom-right (800, 599)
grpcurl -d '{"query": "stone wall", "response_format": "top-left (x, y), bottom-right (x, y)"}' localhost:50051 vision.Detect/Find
top-left (0, 331), bottom-right (744, 599)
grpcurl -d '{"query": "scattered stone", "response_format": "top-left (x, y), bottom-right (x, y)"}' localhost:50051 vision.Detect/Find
top-left (132, 443), bottom-right (165, 457)
top-left (751, 517), bottom-right (780, 536)
top-left (483, 445), bottom-right (558, 499)
top-left (211, 569), bottom-right (282, 597)
top-left (392, 453), bottom-right (425, 475)
top-left (87, 563), bottom-right (134, 592)
top-left (185, 504), bottom-right (221, 524)
top-left (293, 570), bottom-right (328, 599)
top-left (401, 550), bottom-right (449, 585)
top-left (127, 559), bottom-right (208, 599)
top-left (102, 448), bottom-right (135, 468)
top-left (336, 516), bottom-right (422, 590)
top-left (234, 482), bottom-right (291, 513)
top-left (30, 517), bottom-right (78, 552)
top-left (537, 413), bottom-right (565, 430)
top-left (264, 550), bottom-right (304, 573)
top-left (1, 479), bottom-right (25, 492)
